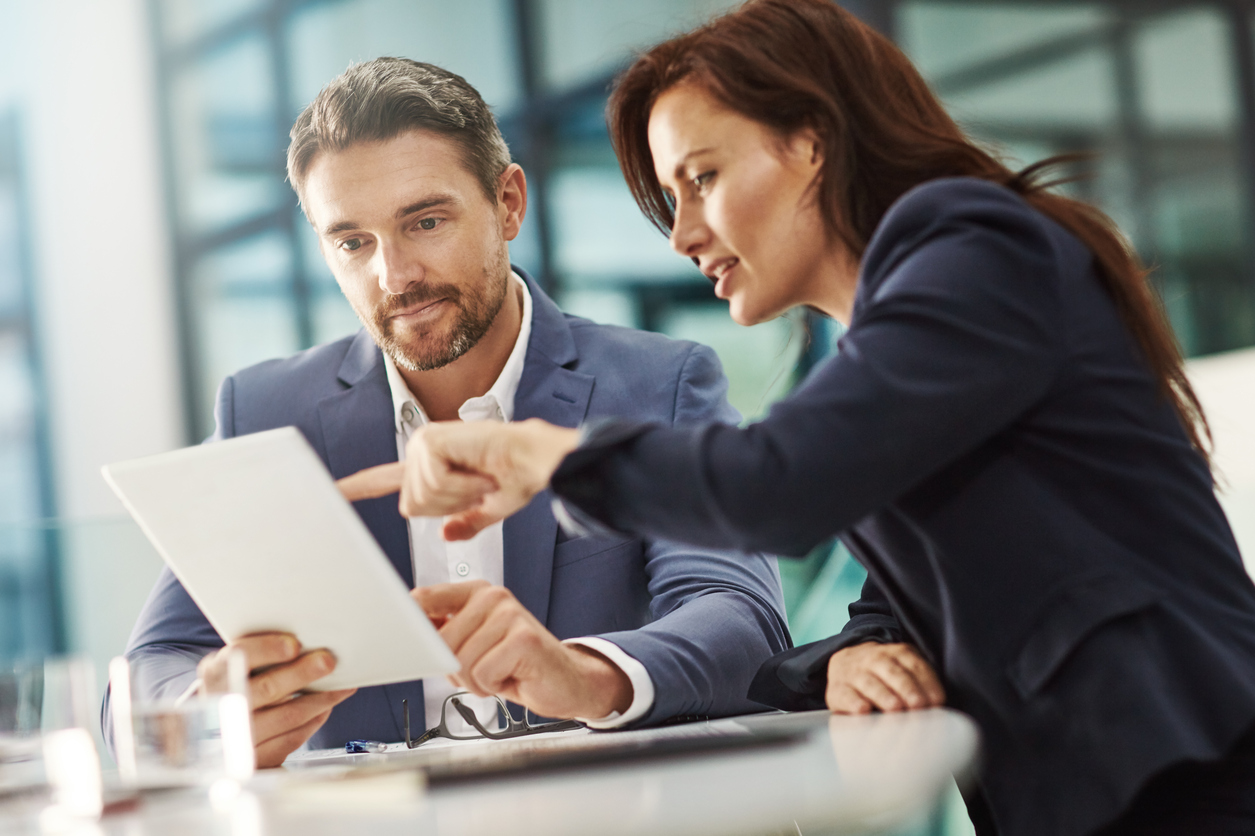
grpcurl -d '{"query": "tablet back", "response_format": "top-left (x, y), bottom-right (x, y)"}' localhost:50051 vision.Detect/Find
top-left (103, 427), bottom-right (459, 690)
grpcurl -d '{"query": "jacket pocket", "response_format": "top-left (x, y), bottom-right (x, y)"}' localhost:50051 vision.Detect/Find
top-left (1007, 572), bottom-right (1165, 699)
top-left (552, 535), bottom-right (637, 569)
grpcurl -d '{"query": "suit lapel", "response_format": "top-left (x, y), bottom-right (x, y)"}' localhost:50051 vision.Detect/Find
top-left (316, 331), bottom-right (414, 588)
top-left (505, 272), bottom-right (594, 624)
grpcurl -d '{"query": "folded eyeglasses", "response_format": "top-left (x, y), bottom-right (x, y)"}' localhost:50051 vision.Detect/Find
top-left (403, 691), bottom-right (582, 748)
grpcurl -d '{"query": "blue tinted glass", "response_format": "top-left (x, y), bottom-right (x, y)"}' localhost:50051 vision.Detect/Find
top-left (0, 185), bottom-right (25, 317)
top-left (160, 0), bottom-right (266, 47)
top-left (286, 0), bottom-right (520, 117)
top-left (190, 232), bottom-right (299, 436)
top-left (899, 2), bottom-right (1251, 357)
top-left (169, 32), bottom-right (285, 235)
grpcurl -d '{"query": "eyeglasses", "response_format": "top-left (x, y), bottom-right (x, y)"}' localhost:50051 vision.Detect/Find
top-left (402, 692), bottom-right (582, 748)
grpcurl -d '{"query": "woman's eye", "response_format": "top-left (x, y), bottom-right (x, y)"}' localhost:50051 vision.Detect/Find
top-left (693, 171), bottom-right (716, 191)
top-left (417, 217), bottom-right (440, 231)
top-left (341, 238), bottom-right (363, 252)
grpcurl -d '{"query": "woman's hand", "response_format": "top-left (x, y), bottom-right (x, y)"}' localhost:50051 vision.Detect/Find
top-left (337, 419), bottom-right (581, 540)
top-left (824, 641), bottom-right (945, 714)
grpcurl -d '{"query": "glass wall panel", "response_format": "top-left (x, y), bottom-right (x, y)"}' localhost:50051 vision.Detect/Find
top-left (900, 4), bottom-right (1109, 80)
top-left (159, 0), bottom-right (264, 47)
top-left (900, 2), bottom-right (1254, 358)
top-left (658, 307), bottom-right (804, 422)
top-left (168, 33), bottom-right (285, 235)
top-left (286, 0), bottom-right (521, 117)
top-left (537, 0), bottom-right (740, 91)
top-left (189, 231), bottom-right (299, 433)
top-left (549, 167), bottom-right (696, 286)
top-left (0, 112), bottom-right (57, 661)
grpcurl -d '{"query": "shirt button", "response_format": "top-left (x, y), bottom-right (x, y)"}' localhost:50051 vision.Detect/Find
top-left (401, 404), bottom-right (417, 423)
top-left (455, 562), bottom-right (471, 578)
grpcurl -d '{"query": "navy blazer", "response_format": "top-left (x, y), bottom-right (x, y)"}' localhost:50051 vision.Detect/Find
top-left (551, 180), bottom-right (1255, 836)
top-left (110, 270), bottom-right (789, 750)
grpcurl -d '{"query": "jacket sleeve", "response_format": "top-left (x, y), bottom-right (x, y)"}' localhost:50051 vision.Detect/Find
top-left (748, 572), bottom-right (905, 710)
top-left (585, 344), bottom-right (793, 723)
top-left (551, 186), bottom-right (1066, 557)
top-left (101, 378), bottom-right (237, 745)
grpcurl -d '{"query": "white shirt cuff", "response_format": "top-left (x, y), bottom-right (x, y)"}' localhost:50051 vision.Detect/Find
top-left (563, 636), bottom-right (655, 729)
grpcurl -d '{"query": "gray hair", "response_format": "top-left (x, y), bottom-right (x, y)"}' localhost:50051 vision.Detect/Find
top-left (287, 57), bottom-right (512, 208)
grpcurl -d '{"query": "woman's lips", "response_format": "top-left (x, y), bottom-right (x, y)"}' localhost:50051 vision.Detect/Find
top-left (711, 259), bottom-right (738, 299)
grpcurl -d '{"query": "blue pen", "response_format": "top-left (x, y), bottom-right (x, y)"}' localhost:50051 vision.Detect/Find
top-left (344, 739), bottom-right (387, 754)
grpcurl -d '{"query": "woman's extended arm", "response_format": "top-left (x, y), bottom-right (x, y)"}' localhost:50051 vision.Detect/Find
top-left (550, 185), bottom-right (1067, 554)
top-left (342, 183), bottom-right (1067, 554)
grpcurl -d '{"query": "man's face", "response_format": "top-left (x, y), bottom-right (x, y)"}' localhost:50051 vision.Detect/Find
top-left (302, 130), bottom-right (519, 371)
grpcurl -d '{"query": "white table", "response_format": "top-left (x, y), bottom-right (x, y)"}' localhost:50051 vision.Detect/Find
top-left (1, 709), bottom-right (978, 836)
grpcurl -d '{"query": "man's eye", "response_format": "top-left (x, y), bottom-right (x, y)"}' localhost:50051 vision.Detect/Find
top-left (417, 218), bottom-right (440, 230)
top-left (341, 238), bottom-right (363, 252)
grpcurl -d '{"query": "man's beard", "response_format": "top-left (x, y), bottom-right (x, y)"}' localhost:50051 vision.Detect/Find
top-left (366, 262), bottom-right (509, 372)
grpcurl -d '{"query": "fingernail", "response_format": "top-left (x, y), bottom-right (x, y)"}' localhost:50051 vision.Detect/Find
top-left (317, 652), bottom-right (334, 673)
top-left (284, 636), bottom-right (300, 657)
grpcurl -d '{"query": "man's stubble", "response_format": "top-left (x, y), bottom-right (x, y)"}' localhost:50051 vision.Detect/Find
top-left (365, 241), bottom-right (511, 373)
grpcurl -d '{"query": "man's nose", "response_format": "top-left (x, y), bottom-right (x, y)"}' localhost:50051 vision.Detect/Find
top-left (376, 240), bottom-right (422, 295)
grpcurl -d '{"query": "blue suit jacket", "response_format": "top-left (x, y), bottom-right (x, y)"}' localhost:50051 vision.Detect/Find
top-left (550, 180), bottom-right (1255, 836)
top-left (112, 270), bottom-right (789, 751)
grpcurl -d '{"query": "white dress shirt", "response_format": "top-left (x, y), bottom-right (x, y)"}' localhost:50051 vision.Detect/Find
top-left (382, 273), bottom-right (655, 735)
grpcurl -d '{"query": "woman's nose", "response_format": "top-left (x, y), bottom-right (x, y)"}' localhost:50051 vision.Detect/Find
top-left (669, 201), bottom-right (709, 257)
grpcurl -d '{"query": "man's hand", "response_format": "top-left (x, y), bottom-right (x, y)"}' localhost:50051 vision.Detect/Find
top-left (414, 581), bottom-right (632, 720)
top-left (337, 419), bottom-right (581, 541)
top-left (197, 633), bottom-right (356, 768)
top-left (824, 642), bottom-right (944, 714)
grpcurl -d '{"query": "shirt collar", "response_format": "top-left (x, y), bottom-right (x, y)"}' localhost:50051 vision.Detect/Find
top-left (382, 271), bottom-right (533, 433)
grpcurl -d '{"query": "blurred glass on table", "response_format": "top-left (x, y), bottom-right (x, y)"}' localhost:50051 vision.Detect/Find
top-left (109, 650), bottom-right (253, 791)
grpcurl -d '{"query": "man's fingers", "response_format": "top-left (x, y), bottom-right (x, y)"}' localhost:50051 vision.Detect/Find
top-left (451, 605), bottom-right (520, 695)
top-left (199, 633), bottom-right (301, 692)
top-left (337, 462), bottom-right (405, 503)
top-left (467, 624), bottom-right (543, 700)
top-left (249, 650), bottom-right (337, 708)
top-left (413, 580), bottom-right (491, 624)
top-left (255, 708), bottom-right (334, 769)
top-left (253, 688), bottom-right (355, 748)
top-left (438, 585), bottom-right (517, 655)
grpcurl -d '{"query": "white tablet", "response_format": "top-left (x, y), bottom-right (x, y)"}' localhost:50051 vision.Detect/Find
top-left (102, 427), bottom-right (459, 691)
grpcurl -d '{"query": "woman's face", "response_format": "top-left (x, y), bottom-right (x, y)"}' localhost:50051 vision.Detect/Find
top-left (647, 83), bottom-right (852, 325)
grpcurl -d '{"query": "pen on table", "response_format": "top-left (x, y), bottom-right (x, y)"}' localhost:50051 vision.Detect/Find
top-left (345, 740), bottom-right (388, 754)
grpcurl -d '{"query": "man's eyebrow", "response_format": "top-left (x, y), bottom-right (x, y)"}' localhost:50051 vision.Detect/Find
top-left (321, 194), bottom-right (459, 237)
top-left (396, 194), bottom-right (458, 219)
top-left (672, 147), bottom-right (715, 178)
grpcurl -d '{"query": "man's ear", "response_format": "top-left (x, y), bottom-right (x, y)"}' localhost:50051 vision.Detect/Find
top-left (498, 163), bottom-right (528, 241)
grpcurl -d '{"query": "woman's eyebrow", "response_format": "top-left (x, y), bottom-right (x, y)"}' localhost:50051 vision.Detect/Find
top-left (672, 147), bottom-right (715, 178)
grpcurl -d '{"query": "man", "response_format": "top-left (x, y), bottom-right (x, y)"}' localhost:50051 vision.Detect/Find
top-left (113, 58), bottom-right (789, 767)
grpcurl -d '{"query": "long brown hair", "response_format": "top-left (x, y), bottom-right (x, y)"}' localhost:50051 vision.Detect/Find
top-left (607, 0), bottom-right (1211, 462)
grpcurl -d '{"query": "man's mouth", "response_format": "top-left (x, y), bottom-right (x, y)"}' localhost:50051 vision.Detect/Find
top-left (388, 297), bottom-right (447, 322)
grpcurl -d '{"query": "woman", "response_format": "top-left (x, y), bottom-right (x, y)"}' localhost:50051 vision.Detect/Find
top-left (343, 1), bottom-right (1255, 833)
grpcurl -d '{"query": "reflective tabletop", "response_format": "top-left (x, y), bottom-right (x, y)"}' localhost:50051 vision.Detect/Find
top-left (0, 708), bottom-right (978, 836)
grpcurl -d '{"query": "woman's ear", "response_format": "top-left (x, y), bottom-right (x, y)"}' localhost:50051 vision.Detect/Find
top-left (784, 128), bottom-right (824, 171)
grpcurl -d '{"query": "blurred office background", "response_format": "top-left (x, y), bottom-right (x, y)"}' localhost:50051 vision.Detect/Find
top-left (5, 1), bottom-right (1255, 827)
